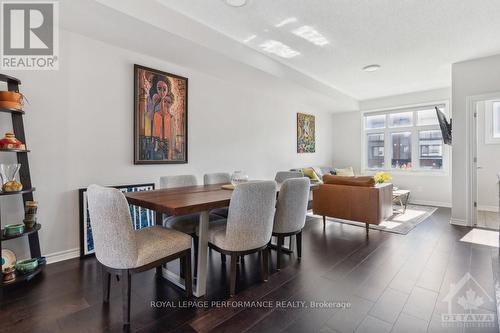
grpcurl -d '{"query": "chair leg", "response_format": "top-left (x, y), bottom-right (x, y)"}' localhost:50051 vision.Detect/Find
top-left (102, 266), bottom-right (111, 303)
top-left (261, 247), bottom-right (269, 282)
top-left (184, 250), bottom-right (193, 298)
top-left (323, 215), bottom-right (326, 227)
top-left (296, 231), bottom-right (302, 260)
top-left (365, 223), bottom-right (369, 234)
top-left (277, 236), bottom-right (284, 270)
top-left (121, 269), bottom-right (131, 326)
top-left (221, 253), bottom-right (226, 263)
top-left (193, 236), bottom-right (199, 278)
top-left (180, 257), bottom-right (186, 279)
top-left (229, 253), bottom-right (237, 297)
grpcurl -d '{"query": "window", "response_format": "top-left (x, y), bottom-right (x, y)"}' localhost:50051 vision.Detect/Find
top-left (367, 133), bottom-right (384, 168)
top-left (363, 103), bottom-right (447, 172)
top-left (485, 100), bottom-right (500, 144)
top-left (365, 114), bottom-right (385, 129)
top-left (419, 130), bottom-right (443, 170)
top-left (391, 132), bottom-right (412, 169)
top-left (417, 109), bottom-right (439, 126)
top-left (389, 112), bottom-right (412, 127)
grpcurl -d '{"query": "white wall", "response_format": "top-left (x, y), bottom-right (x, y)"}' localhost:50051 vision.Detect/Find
top-left (451, 54), bottom-right (500, 225)
top-left (476, 101), bottom-right (500, 212)
top-left (331, 88), bottom-right (452, 207)
top-left (1, 30), bottom-right (338, 262)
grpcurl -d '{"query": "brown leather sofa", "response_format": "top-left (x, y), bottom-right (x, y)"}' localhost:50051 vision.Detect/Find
top-left (312, 175), bottom-right (393, 232)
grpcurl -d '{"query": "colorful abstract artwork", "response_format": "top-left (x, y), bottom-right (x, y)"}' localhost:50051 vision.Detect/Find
top-left (297, 113), bottom-right (316, 153)
top-left (134, 65), bottom-right (188, 164)
top-left (79, 183), bottom-right (155, 257)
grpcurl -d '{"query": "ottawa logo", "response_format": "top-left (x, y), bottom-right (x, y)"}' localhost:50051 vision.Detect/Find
top-left (441, 272), bottom-right (495, 328)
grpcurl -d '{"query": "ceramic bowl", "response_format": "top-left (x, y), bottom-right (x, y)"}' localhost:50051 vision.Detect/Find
top-left (1, 249), bottom-right (16, 271)
top-left (0, 91), bottom-right (23, 103)
top-left (15, 258), bottom-right (38, 274)
top-left (4, 223), bottom-right (24, 237)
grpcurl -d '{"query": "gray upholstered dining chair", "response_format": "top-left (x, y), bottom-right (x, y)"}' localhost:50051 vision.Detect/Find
top-left (161, 174), bottom-right (221, 231)
top-left (275, 170), bottom-right (303, 183)
top-left (204, 172), bottom-right (231, 185)
top-left (86, 185), bottom-right (192, 326)
top-left (204, 172), bottom-right (231, 218)
top-left (160, 174), bottom-right (197, 189)
top-left (272, 177), bottom-right (310, 270)
top-left (160, 175), bottom-right (219, 276)
top-left (205, 181), bottom-right (277, 296)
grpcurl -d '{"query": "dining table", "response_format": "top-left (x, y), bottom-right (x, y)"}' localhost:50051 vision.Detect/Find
top-left (125, 181), bottom-right (318, 297)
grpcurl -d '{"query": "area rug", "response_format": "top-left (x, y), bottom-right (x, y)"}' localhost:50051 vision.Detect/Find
top-left (308, 204), bottom-right (437, 235)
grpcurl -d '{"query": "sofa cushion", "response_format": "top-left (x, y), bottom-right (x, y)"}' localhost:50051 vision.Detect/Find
top-left (335, 166), bottom-right (355, 177)
top-left (312, 166), bottom-right (324, 178)
top-left (302, 168), bottom-right (320, 182)
top-left (323, 175), bottom-right (375, 187)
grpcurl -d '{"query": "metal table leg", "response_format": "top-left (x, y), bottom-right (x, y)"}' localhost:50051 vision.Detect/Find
top-left (194, 210), bottom-right (209, 297)
top-left (159, 210), bottom-right (209, 298)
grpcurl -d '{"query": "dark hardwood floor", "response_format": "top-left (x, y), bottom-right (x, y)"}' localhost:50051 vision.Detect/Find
top-left (1, 208), bottom-right (498, 333)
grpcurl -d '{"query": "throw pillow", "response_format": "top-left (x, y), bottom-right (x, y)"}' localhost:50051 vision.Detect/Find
top-left (302, 168), bottom-right (320, 182)
top-left (335, 166), bottom-right (355, 177)
top-left (312, 166), bottom-right (324, 178)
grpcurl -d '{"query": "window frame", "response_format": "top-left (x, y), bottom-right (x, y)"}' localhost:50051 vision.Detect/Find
top-left (485, 100), bottom-right (500, 144)
top-left (361, 101), bottom-right (450, 175)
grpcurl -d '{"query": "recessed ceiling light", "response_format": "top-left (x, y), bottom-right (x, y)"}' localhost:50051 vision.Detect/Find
top-left (224, 0), bottom-right (247, 7)
top-left (292, 25), bottom-right (329, 46)
top-left (275, 17), bottom-right (297, 28)
top-left (363, 64), bottom-right (381, 72)
top-left (259, 40), bottom-right (300, 58)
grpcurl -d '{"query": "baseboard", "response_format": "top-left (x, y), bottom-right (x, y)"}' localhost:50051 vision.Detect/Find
top-left (410, 200), bottom-right (451, 208)
top-left (477, 205), bottom-right (499, 213)
top-left (450, 218), bottom-right (469, 226)
top-left (45, 247), bottom-right (80, 264)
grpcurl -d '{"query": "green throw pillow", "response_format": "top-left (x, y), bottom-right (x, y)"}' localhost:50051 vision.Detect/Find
top-left (302, 168), bottom-right (320, 181)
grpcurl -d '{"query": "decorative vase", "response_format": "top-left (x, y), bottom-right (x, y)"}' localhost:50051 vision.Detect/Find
top-left (0, 91), bottom-right (23, 110)
top-left (0, 132), bottom-right (26, 150)
top-left (24, 201), bottom-right (38, 228)
top-left (0, 163), bottom-right (23, 192)
top-left (2, 266), bottom-right (16, 282)
top-left (231, 171), bottom-right (249, 187)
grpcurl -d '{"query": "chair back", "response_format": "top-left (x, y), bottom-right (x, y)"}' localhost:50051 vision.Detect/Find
top-left (225, 181), bottom-right (277, 251)
top-left (273, 178), bottom-right (310, 234)
top-left (86, 184), bottom-right (137, 269)
top-left (160, 175), bottom-right (197, 189)
top-left (204, 172), bottom-right (231, 185)
top-left (275, 171), bottom-right (303, 183)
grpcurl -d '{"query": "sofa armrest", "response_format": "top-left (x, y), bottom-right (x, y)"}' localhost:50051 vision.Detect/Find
top-left (376, 183), bottom-right (393, 221)
top-left (313, 183), bottom-right (393, 225)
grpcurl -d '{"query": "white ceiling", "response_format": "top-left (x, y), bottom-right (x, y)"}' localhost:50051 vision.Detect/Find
top-left (156, 0), bottom-right (500, 100)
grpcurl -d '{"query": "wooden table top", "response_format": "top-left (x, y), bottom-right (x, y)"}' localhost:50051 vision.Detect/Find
top-left (125, 182), bottom-right (318, 216)
top-left (125, 184), bottom-right (232, 215)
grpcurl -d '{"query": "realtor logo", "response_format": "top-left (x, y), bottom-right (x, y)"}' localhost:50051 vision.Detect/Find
top-left (441, 272), bottom-right (495, 328)
top-left (1, 1), bottom-right (59, 70)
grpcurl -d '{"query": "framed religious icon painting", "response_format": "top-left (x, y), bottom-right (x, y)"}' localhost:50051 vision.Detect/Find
top-left (134, 64), bottom-right (188, 164)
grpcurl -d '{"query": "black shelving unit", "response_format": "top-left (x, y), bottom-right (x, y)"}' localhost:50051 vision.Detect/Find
top-left (0, 148), bottom-right (30, 153)
top-left (0, 74), bottom-right (42, 290)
